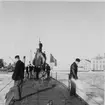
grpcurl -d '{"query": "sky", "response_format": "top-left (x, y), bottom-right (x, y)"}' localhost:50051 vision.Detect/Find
top-left (0, 2), bottom-right (105, 68)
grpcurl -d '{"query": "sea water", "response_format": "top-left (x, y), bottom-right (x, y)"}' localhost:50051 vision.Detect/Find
top-left (51, 70), bottom-right (104, 105)
top-left (0, 73), bottom-right (13, 105)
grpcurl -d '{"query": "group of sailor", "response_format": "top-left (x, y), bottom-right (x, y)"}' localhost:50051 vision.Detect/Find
top-left (25, 61), bottom-right (51, 80)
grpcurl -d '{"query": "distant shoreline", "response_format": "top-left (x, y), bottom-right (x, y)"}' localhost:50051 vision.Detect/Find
top-left (52, 70), bottom-right (104, 74)
top-left (52, 69), bottom-right (104, 72)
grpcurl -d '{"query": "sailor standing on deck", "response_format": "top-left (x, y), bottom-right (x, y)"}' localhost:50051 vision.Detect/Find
top-left (12, 55), bottom-right (25, 100)
top-left (28, 61), bottom-right (33, 79)
top-left (45, 63), bottom-right (51, 78)
top-left (26, 65), bottom-right (29, 78)
top-left (69, 58), bottom-right (80, 96)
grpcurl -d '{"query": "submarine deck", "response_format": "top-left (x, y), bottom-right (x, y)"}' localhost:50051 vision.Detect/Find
top-left (6, 78), bottom-right (88, 105)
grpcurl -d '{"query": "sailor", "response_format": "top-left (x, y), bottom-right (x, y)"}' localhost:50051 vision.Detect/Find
top-left (12, 55), bottom-right (25, 100)
top-left (28, 61), bottom-right (33, 79)
top-left (26, 65), bottom-right (29, 78)
top-left (45, 63), bottom-right (51, 78)
top-left (69, 58), bottom-right (80, 96)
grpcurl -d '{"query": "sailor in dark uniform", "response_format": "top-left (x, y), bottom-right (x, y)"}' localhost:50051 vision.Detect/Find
top-left (26, 66), bottom-right (29, 78)
top-left (12, 55), bottom-right (25, 99)
top-left (45, 63), bottom-right (51, 78)
top-left (69, 58), bottom-right (80, 96)
top-left (28, 61), bottom-right (33, 79)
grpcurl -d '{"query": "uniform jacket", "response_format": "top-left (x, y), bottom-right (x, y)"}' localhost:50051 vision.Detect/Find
top-left (12, 60), bottom-right (25, 81)
top-left (70, 62), bottom-right (78, 80)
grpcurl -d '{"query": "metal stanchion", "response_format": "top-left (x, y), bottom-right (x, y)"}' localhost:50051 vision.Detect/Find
top-left (56, 72), bottom-right (57, 80)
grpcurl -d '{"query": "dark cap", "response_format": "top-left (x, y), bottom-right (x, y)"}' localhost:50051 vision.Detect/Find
top-left (15, 55), bottom-right (20, 59)
top-left (75, 58), bottom-right (80, 62)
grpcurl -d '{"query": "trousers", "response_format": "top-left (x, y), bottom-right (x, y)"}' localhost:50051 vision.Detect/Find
top-left (14, 79), bottom-right (23, 99)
